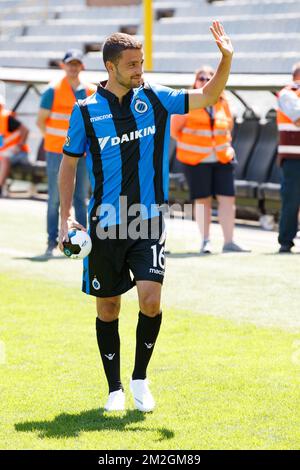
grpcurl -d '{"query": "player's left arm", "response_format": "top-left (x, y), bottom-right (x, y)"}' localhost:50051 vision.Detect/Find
top-left (188, 21), bottom-right (233, 111)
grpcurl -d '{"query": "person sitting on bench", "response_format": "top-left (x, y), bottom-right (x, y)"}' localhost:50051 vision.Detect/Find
top-left (0, 93), bottom-right (29, 197)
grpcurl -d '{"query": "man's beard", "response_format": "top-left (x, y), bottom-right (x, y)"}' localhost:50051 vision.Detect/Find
top-left (116, 70), bottom-right (142, 89)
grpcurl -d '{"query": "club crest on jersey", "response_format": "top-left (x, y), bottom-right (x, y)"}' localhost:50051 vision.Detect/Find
top-left (92, 277), bottom-right (101, 290)
top-left (134, 99), bottom-right (148, 114)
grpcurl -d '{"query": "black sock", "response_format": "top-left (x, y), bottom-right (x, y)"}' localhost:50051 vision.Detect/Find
top-left (95, 317), bottom-right (123, 394)
top-left (132, 311), bottom-right (162, 381)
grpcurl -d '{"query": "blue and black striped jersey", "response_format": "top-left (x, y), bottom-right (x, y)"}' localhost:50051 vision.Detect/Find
top-left (63, 81), bottom-right (189, 225)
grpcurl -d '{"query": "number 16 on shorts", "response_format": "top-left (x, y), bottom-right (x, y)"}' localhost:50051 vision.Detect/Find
top-left (150, 244), bottom-right (165, 276)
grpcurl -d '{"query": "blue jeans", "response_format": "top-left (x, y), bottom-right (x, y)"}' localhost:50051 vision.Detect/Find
top-left (278, 159), bottom-right (300, 248)
top-left (46, 152), bottom-right (89, 244)
top-left (10, 150), bottom-right (29, 165)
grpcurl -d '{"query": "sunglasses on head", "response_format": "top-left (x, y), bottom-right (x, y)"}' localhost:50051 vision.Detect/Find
top-left (197, 75), bottom-right (211, 81)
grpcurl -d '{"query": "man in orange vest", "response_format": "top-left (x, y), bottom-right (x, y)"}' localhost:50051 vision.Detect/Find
top-left (0, 93), bottom-right (29, 197)
top-left (171, 66), bottom-right (250, 254)
top-left (37, 49), bottom-right (96, 256)
top-left (277, 62), bottom-right (300, 253)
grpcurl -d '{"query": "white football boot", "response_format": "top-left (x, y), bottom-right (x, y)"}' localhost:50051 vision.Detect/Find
top-left (104, 389), bottom-right (125, 411)
top-left (130, 378), bottom-right (155, 412)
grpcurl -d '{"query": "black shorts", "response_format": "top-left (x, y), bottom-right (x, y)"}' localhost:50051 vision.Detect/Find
top-left (82, 215), bottom-right (166, 298)
top-left (183, 162), bottom-right (235, 199)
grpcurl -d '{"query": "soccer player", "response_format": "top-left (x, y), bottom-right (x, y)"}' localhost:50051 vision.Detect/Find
top-left (58, 21), bottom-right (233, 412)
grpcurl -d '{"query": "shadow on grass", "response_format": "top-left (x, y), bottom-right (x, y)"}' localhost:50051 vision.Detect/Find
top-left (15, 408), bottom-right (174, 442)
top-left (263, 251), bottom-right (300, 256)
top-left (166, 252), bottom-right (218, 258)
top-left (165, 252), bottom-right (199, 258)
top-left (13, 254), bottom-right (66, 262)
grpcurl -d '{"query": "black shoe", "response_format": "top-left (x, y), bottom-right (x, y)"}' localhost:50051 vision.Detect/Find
top-left (279, 245), bottom-right (292, 253)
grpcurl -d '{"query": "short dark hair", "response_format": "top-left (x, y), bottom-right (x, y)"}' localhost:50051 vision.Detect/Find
top-left (102, 33), bottom-right (142, 67)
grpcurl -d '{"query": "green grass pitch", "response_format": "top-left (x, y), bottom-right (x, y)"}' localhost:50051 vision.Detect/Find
top-left (1, 272), bottom-right (300, 450)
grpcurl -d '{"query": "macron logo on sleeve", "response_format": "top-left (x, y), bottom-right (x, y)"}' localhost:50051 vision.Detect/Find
top-left (98, 126), bottom-right (156, 151)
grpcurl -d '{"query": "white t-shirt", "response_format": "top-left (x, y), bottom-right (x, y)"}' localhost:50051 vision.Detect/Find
top-left (278, 83), bottom-right (300, 122)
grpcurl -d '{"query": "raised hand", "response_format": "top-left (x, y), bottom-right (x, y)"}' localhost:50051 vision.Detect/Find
top-left (210, 21), bottom-right (234, 58)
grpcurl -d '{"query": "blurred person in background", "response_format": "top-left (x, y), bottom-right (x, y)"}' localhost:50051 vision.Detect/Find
top-left (0, 93), bottom-right (29, 197)
top-left (171, 66), bottom-right (250, 254)
top-left (37, 49), bottom-right (96, 257)
top-left (277, 62), bottom-right (300, 253)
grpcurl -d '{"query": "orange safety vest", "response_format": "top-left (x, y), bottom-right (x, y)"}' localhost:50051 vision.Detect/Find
top-left (0, 108), bottom-right (29, 159)
top-left (176, 99), bottom-right (234, 165)
top-left (44, 76), bottom-right (96, 153)
top-left (277, 85), bottom-right (300, 164)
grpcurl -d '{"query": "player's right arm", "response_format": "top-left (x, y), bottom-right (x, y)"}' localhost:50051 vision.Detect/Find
top-left (58, 155), bottom-right (85, 251)
top-left (58, 103), bottom-right (88, 251)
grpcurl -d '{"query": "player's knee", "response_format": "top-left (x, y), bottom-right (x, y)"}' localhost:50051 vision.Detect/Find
top-left (97, 299), bottom-right (120, 321)
top-left (139, 294), bottom-right (161, 317)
